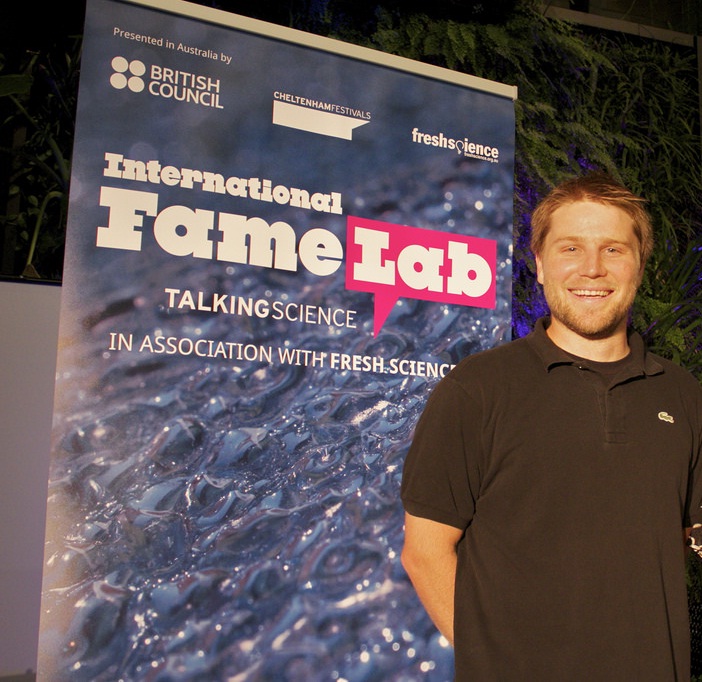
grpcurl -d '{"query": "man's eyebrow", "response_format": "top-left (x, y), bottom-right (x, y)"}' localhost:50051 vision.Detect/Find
top-left (550, 236), bottom-right (631, 246)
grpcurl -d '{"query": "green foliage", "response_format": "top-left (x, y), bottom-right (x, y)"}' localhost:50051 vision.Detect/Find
top-left (365, 1), bottom-right (702, 379)
top-left (0, 39), bottom-right (80, 280)
top-left (633, 235), bottom-right (702, 378)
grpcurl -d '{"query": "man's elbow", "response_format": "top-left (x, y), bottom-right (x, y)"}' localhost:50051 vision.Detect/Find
top-left (400, 545), bottom-right (417, 579)
top-left (401, 540), bottom-right (439, 583)
top-left (402, 512), bottom-right (463, 585)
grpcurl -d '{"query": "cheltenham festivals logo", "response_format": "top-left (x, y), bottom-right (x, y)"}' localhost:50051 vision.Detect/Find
top-left (272, 90), bottom-right (371, 141)
top-left (109, 56), bottom-right (223, 109)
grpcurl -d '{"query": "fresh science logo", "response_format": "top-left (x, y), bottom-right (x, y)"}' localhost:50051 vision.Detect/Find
top-left (411, 127), bottom-right (500, 163)
top-left (109, 56), bottom-right (223, 110)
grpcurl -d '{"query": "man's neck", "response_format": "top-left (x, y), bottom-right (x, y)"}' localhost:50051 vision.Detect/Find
top-left (545, 319), bottom-right (630, 362)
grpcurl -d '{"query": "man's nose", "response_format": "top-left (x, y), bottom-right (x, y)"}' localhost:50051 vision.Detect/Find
top-left (581, 250), bottom-right (607, 277)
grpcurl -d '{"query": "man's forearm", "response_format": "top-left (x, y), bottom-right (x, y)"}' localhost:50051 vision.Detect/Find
top-left (401, 513), bottom-right (462, 645)
top-left (402, 548), bottom-right (457, 645)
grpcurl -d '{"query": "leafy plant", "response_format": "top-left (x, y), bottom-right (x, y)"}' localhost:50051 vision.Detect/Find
top-left (363, 1), bottom-right (702, 377)
top-left (0, 37), bottom-right (80, 280)
top-left (634, 235), bottom-right (702, 379)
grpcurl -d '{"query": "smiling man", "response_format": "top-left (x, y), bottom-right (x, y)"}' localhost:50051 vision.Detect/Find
top-left (401, 173), bottom-right (702, 680)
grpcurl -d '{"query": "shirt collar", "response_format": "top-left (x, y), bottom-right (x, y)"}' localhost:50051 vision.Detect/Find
top-left (526, 317), bottom-right (664, 378)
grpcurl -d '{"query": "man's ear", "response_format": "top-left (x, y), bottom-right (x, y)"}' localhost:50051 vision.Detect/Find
top-left (535, 253), bottom-right (544, 286)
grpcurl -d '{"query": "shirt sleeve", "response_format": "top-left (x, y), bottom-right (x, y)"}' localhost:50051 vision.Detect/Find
top-left (400, 372), bottom-right (482, 531)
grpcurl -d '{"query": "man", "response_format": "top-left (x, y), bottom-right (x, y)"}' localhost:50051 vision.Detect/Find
top-left (401, 173), bottom-right (702, 680)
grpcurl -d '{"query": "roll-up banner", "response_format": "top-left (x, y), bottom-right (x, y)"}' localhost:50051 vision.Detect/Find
top-left (38, 0), bottom-right (516, 678)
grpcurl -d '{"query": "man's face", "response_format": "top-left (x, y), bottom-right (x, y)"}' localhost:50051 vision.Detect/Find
top-left (535, 200), bottom-right (643, 341)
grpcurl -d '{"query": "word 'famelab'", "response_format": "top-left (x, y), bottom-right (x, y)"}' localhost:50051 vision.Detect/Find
top-left (96, 187), bottom-right (496, 298)
top-left (96, 187), bottom-right (344, 276)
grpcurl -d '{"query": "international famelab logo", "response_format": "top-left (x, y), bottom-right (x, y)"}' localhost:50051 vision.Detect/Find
top-left (109, 56), bottom-right (223, 109)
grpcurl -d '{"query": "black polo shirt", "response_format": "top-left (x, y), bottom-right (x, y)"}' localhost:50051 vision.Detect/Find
top-left (402, 318), bottom-right (702, 681)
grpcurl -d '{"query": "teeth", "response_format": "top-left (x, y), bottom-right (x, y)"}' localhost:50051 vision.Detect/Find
top-left (571, 289), bottom-right (610, 297)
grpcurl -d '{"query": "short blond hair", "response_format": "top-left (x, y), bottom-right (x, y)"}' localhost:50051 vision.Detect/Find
top-left (530, 173), bottom-right (654, 264)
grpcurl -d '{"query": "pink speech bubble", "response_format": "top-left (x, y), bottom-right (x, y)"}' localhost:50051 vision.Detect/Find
top-left (346, 216), bottom-right (497, 336)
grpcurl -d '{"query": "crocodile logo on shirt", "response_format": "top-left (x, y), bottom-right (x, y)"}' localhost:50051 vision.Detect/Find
top-left (658, 411), bottom-right (675, 424)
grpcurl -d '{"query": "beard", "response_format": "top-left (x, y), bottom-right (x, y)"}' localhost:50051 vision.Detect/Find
top-left (542, 280), bottom-right (638, 341)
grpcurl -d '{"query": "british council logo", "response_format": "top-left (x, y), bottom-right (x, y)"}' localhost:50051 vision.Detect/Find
top-left (110, 57), bottom-right (146, 92)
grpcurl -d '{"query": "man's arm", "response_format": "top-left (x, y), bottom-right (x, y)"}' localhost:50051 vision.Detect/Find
top-left (401, 511), bottom-right (464, 646)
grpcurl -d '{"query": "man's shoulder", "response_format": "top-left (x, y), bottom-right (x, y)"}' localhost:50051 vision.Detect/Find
top-left (447, 334), bottom-right (536, 383)
top-left (646, 349), bottom-right (702, 394)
